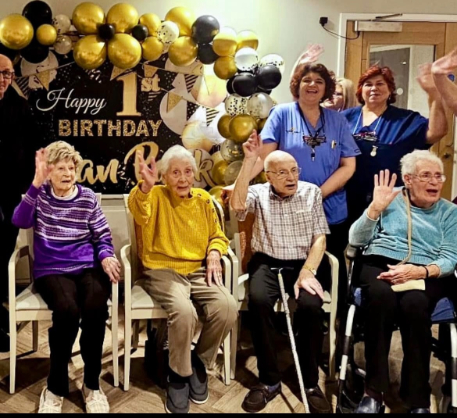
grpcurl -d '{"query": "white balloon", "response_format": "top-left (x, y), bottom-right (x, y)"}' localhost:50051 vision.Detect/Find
top-left (157, 21), bottom-right (179, 45)
top-left (247, 92), bottom-right (274, 119)
top-left (234, 47), bottom-right (258, 72)
top-left (259, 54), bottom-right (285, 75)
top-left (53, 35), bottom-right (72, 55)
top-left (52, 14), bottom-right (72, 35)
top-left (225, 94), bottom-right (248, 116)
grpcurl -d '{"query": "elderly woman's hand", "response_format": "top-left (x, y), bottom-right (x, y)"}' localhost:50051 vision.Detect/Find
top-left (102, 256), bottom-right (121, 283)
top-left (377, 263), bottom-right (423, 285)
top-left (136, 150), bottom-right (158, 193)
top-left (32, 148), bottom-right (53, 188)
top-left (417, 63), bottom-right (440, 100)
top-left (206, 250), bottom-right (223, 287)
top-left (368, 169), bottom-right (401, 219)
top-left (432, 46), bottom-right (457, 75)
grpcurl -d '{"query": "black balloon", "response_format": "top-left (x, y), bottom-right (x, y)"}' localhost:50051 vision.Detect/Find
top-left (191, 15), bottom-right (220, 44)
top-left (197, 43), bottom-right (218, 65)
top-left (226, 75), bottom-right (236, 95)
top-left (22, 0), bottom-right (52, 29)
top-left (256, 85), bottom-right (272, 95)
top-left (132, 25), bottom-right (149, 42)
top-left (21, 39), bottom-right (49, 63)
top-left (232, 72), bottom-right (258, 97)
top-left (98, 24), bottom-right (116, 41)
top-left (256, 64), bottom-right (282, 90)
top-left (0, 42), bottom-right (18, 61)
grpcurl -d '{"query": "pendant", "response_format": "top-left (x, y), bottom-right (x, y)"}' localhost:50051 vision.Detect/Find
top-left (370, 146), bottom-right (378, 157)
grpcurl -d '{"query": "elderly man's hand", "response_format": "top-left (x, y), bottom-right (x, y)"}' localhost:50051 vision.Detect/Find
top-left (206, 250), bottom-right (223, 287)
top-left (242, 130), bottom-right (262, 160)
top-left (294, 269), bottom-right (324, 300)
top-left (102, 256), bottom-right (121, 283)
top-left (377, 263), bottom-right (423, 285)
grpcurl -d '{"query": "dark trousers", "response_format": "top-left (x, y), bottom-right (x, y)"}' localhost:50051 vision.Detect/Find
top-left (34, 268), bottom-right (111, 397)
top-left (359, 255), bottom-right (452, 409)
top-left (247, 252), bottom-right (325, 387)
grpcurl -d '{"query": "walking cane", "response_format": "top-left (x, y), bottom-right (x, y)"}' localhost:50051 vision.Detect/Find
top-left (271, 267), bottom-right (310, 413)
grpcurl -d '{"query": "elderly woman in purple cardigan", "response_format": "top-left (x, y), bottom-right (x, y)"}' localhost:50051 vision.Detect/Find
top-left (12, 141), bottom-right (120, 414)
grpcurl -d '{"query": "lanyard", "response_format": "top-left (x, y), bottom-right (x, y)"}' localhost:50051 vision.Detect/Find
top-left (352, 108), bottom-right (383, 137)
top-left (297, 104), bottom-right (326, 161)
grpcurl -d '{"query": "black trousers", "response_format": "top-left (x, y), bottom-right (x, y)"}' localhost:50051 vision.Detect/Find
top-left (359, 255), bottom-right (453, 409)
top-left (34, 268), bottom-right (111, 397)
top-left (247, 252), bottom-right (326, 387)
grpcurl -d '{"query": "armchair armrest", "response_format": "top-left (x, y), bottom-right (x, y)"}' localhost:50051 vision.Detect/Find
top-left (8, 245), bottom-right (32, 313)
top-left (226, 244), bottom-right (240, 302)
top-left (120, 244), bottom-right (132, 308)
top-left (221, 255), bottom-right (232, 294)
top-left (324, 250), bottom-right (339, 305)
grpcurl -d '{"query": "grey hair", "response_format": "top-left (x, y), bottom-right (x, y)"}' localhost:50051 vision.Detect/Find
top-left (157, 145), bottom-right (198, 179)
top-left (400, 149), bottom-right (443, 179)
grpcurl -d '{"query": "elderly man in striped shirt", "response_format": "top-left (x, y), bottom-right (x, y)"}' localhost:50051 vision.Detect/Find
top-left (231, 130), bottom-right (332, 414)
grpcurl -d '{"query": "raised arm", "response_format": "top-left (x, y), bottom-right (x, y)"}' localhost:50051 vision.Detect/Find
top-left (289, 44), bottom-right (325, 83)
top-left (431, 47), bottom-right (457, 116)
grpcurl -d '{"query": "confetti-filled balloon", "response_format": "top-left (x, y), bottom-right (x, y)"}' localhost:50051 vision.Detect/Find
top-left (225, 94), bottom-right (248, 116)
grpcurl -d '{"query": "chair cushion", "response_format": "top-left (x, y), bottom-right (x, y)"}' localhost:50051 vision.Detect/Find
top-left (131, 280), bottom-right (162, 310)
top-left (237, 275), bottom-right (331, 304)
top-left (432, 297), bottom-right (456, 323)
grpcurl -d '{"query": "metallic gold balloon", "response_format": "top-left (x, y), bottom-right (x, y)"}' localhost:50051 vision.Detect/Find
top-left (108, 33), bottom-right (142, 69)
top-left (212, 31), bottom-right (237, 57)
top-left (220, 139), bottom-right (244, 162)
top-left (254, 171), bottom-right (267, 184)
top-left (139, 13), bottom-right (161, 37)
top-left (165, 7), bottom-right (195, 37)
top-left (168, 36), bottom-right (197, 67)
top-left (36, 24), bottom-right (57, 46)
top-left (142, 36), bottom-right (163, 62)
top-left (257, 117), bottom-right (267, 133)
top-left (211, 160), bottom-right (229, 185)
top-left (217, 114), bottom-right (232, 138)
top-left (72, 2), bottom-right (105, 35)
top-left (236, 30), bottom-right (259, 51)
top-left (229, 114), bottom-right (258, 143)
top-left (208, 185), bottom-right (226, 211)
top-left (0, 14), bottom-right (34, 50)
top-left (224, 160), bottom-right (243, 185)
top-left (213, 56), bottom-right (237, 80)
top-left (73, 34), bottom-right (106, 70)
top-left (106, 3), bottom-right (139, 34)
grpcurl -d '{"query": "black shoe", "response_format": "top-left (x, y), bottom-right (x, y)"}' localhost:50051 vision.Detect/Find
top-left (242, 382), bottom-right (282, 413)
top-left (165, 370), bottom-right (190, 414)
top-left (0, 328), bottom-right (9, 353)
top-left (410, 408), bottom-right (430, 413)
top-left (355, 396), bottom-right (384, 413)
top-left (305, 386), bottom-right (332, 414)
top-left (189, 352), bottom-right (208, 404)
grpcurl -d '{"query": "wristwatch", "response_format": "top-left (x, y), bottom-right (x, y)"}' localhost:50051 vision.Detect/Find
top-left (303, 265), bottom-right (317, 276)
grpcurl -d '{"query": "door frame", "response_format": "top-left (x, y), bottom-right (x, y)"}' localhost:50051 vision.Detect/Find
top-left (336, 13), bottom-right (457, 200)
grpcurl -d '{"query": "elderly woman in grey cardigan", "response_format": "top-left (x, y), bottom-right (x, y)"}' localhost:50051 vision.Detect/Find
top-left (349, 150), bottom-right (457, 414)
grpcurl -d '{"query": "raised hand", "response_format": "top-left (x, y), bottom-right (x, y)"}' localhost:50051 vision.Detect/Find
top-left (136, 150), bottom-right (158, 193)
top-left (32, 148), bottom-right (53, 188)
top-left (369, 169), bottom-right (401, 217)
top-left (298, 44), bottom-right (324, 65)
top-left (432, 46), bottom-right (457, 75)
top-left (416, 63), bottom-right (439, 99)
top-left (242, 129), bottom-right (262, 160)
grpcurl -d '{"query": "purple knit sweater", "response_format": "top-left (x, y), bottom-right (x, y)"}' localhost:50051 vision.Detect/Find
top-left (12, 183), bottom-right (115, 279)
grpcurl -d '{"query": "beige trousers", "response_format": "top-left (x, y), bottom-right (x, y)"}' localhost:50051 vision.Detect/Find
top-left (142, 267), bottom-right (238, 377)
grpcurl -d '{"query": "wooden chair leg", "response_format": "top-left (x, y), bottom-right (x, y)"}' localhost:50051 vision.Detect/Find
top-left (124, 314), bottom-right (132, 391)
top-left (32, 321), bottom-right (39, 352)
top-left (9, 321), bottom-right (17, 394)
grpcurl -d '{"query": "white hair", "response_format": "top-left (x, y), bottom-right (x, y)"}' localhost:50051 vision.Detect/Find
top-left (157, 145), bottom-right (197, 178)
top-left (400, 149), bottom-right (443, 179)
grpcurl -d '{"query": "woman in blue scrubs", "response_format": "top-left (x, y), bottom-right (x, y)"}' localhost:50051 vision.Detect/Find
top-left (342, 65), bottom-right (447, 224)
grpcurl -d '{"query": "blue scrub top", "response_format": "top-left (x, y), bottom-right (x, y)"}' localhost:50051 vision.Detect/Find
top-left (261, 102), bottom-right (360, 225)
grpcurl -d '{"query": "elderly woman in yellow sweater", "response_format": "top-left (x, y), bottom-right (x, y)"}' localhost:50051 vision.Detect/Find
top-left (128, 145), bottom-right (237, 414)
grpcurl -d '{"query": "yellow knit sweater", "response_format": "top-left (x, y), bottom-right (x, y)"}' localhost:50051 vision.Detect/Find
top-left (128, 182), bottom-right (229, 275)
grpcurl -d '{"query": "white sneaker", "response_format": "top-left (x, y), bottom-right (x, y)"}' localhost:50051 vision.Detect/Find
top-left (81, 384), bottom-right (110, 413)
top-left (38, 387), bottom-right (63, 413)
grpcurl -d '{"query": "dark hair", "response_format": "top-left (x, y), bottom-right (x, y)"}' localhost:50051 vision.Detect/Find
top-left (356, 65), bottom-right (397, 105)
top-left (290, 63), bottom-right (335, 102)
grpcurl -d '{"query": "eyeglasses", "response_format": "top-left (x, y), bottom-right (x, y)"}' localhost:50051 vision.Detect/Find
top-left (0, 70), bottom-right (14, 79)
top-left (266, 167), bottom-right (301, 180)
top-left (412, 173), bottom-right (446, 183)
top-left (169, 169), bottom-right (194, 179)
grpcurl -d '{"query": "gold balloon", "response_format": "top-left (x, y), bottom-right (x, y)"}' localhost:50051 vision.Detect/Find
top-left (139, 13), bottom-right (161, 37)
top-left (73, 35), bottom-right (106, 70)
top-left (212, 32), bottom-right (237, 57)
top-left (211, 160), bottom-right (229, 185)
top-left (142, 36), bottom-right (164, 62)
top-left (36, 24), bottom-right (57, 46)
top-left (107, 3), bottom-right (139, 34)
top-left (217, 114), bottom-right (232, 138)
top-left (229, 114), bottom-right (258, 143)
top-left (72, 2), bottom-right (105, 35)
top-left (257, 117), bottom-right (267, 133)
top-left (254, 171), bottom-right (267, 184)
top-left (0, 14), bottom-right (34, 50)
top-left (168, 36), bottom-right (197, 67)
top-left (213, 56), bottom-right (237, 80)
top-left (237, 30), bottom-right (259, 51)
top-left (108, 34), bottom-right (142, 69)
top-left (165, 7), bottom-right (195, 37)
top-left (208, 185), bottom-right (227, 212)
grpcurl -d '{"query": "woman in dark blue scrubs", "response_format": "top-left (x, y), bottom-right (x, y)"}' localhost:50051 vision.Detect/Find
top-left (343, 65), bottom-right (448, 224)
